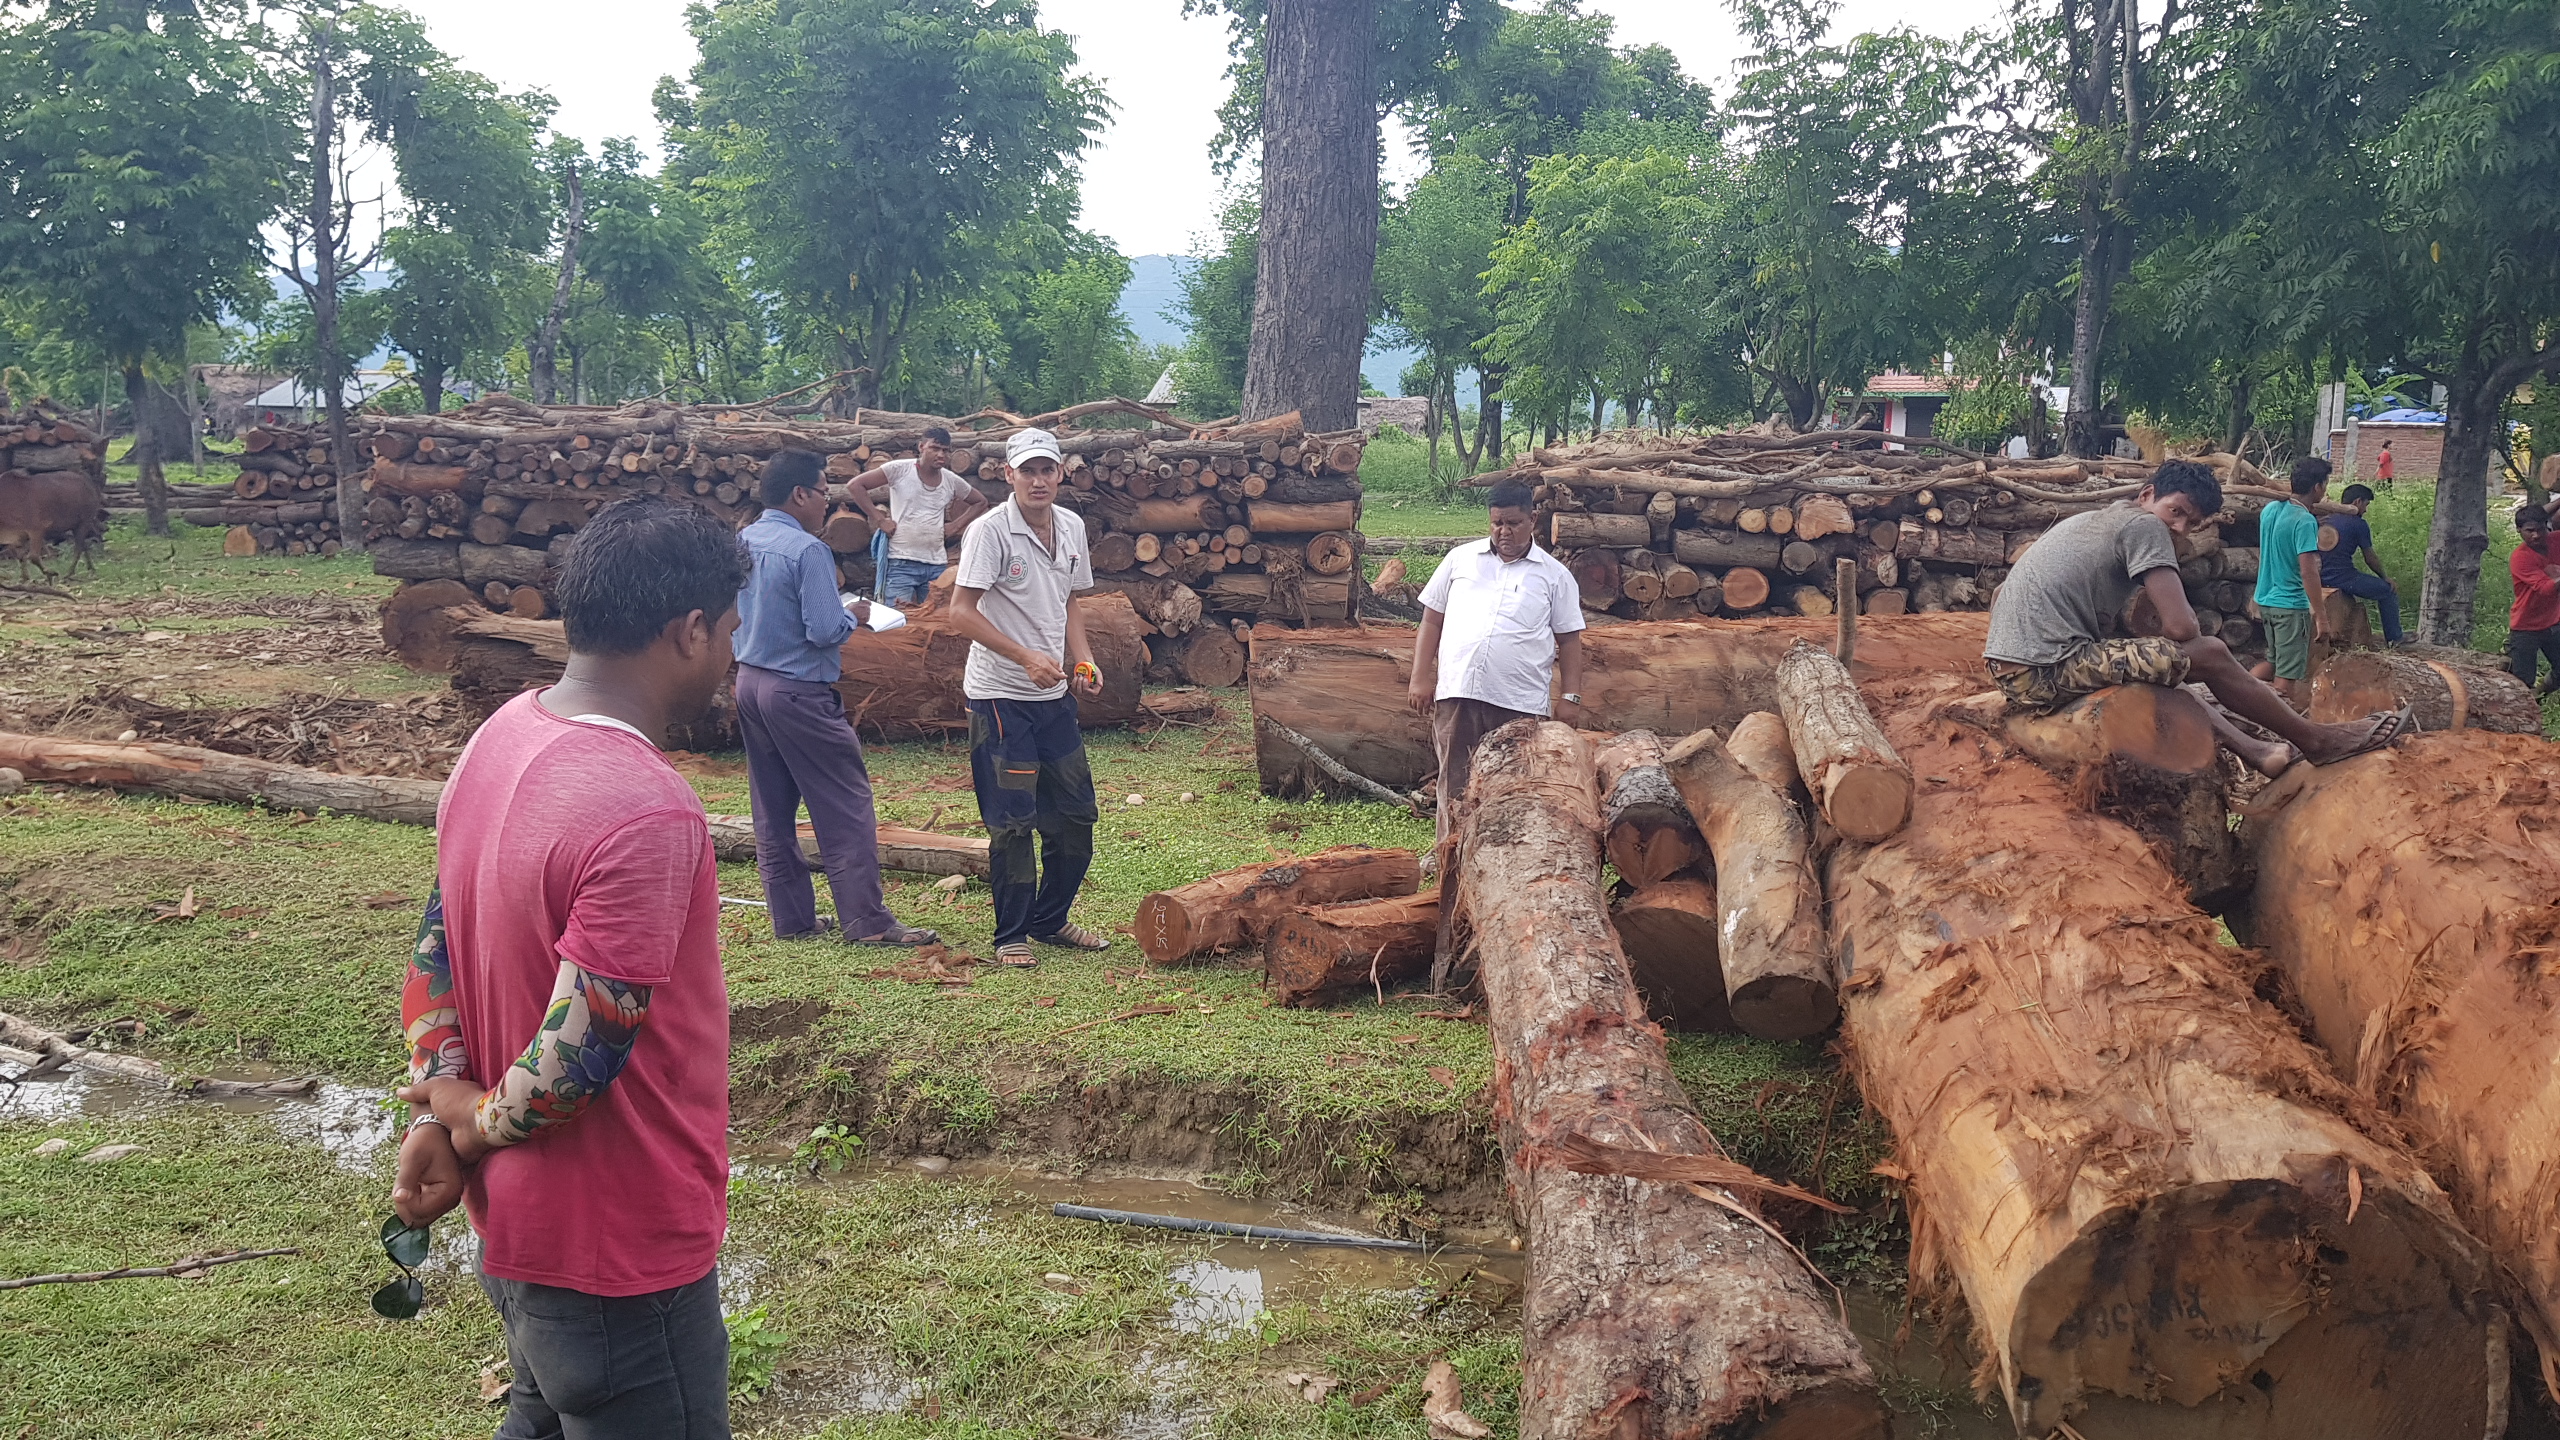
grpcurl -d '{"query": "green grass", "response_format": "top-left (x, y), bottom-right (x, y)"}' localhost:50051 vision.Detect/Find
top-left (15, 512), bottom-right (391, 611)
top-left (1359, 428), bottom-right (1493, 541)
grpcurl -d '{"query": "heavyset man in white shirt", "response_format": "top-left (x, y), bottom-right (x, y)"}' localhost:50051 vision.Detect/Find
top-left (1406, 479), bottom-right (1586, 836)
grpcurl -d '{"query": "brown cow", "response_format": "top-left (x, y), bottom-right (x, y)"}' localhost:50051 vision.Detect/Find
top-left (0, 470), bottom-right (104, 579)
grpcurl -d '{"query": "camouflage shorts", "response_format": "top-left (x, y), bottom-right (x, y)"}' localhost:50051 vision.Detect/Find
top-left (1990, 636), bottom-right (2190, 714)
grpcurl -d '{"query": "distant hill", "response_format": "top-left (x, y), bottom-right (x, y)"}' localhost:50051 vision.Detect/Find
top-left (1121, 253), bottom-right (1421, 399)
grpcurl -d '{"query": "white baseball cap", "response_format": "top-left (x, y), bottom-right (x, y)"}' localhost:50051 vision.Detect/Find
top-left (1006, 427), bottom-right (1063, 467)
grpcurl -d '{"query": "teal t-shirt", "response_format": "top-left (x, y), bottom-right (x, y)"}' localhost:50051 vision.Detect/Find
top-left (2256, 499), bottom-right (2318, 610)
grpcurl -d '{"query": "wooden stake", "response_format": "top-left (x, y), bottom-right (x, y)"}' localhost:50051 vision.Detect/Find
top-left (1834, 557), bottom-right (1856, 663)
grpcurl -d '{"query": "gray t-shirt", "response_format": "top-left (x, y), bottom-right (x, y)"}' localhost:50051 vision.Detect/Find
top-left (1984, 501), bottom-right (2180, 665)
top-left (882, 458), bottom-right (971, 565)
top-left (955, 499), bottom-right (1094, 701)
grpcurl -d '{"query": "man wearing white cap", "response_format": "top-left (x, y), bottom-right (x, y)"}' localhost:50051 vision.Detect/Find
top-left (947, 428), bottom-right (1111, 967)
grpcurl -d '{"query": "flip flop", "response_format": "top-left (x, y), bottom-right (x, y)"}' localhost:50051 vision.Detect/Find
top-left (991, 943), bottom-right (1038, 968)
top-left (1033, 923), bottom-right (1112, 952)
top-left (847, 922), bottom-right (940, 948)
top-left (2328, 706), bottom-right (2415, 764)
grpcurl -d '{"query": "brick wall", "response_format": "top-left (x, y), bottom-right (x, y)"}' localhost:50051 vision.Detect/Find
top-left (2323, 422), bottom-right (2443, 483)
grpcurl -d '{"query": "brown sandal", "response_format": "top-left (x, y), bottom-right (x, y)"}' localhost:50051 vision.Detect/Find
top-left (1033, 923), bottom-right (1111, 952)
top-left (991, 942), bottom-right (1038, 967)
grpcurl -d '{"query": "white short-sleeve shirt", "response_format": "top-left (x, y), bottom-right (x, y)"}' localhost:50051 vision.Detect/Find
top-left (1417, 539), bottom-right (1585, 714)
top-left (954, 499), bottom-right (1093, 702)
top-left (882, 458), bottom-right (973, 565)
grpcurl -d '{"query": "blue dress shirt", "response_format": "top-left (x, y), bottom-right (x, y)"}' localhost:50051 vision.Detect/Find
top-left (734, 509), bottom-right (855, 682)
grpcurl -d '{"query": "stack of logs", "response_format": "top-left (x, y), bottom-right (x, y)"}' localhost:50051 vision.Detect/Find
top-left (180, 423), bottom-right (350, 557)
top-left (363, 395), bottom-right (1366, 656)
top-left (1500, 430), bottom-right (2285, 652)
top-left (2, 404), bottom-right (105, 492)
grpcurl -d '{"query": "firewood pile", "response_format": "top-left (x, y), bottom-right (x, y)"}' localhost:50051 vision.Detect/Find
top-left (154, 422), bottom-right (353, 558)
top-left (2, 405), bottom-right (105, 489)
top-left (362, 394), bottom-right (1368, 676)
top-left (1494, 429), bottom-right (2283, 652)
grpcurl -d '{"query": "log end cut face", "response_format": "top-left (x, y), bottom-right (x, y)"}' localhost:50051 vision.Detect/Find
top-left (1131, 892), bottom-right (1193, 964)
top-left (2008, 1181), bottom-right (2502, 1439)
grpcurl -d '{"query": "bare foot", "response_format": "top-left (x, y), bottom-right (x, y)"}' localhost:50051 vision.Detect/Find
top-left (2246, 739), bottom-right (2295, 778)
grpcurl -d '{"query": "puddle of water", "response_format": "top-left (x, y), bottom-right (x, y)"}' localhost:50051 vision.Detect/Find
top-left (1, 1061), bottom-right (394, 1172)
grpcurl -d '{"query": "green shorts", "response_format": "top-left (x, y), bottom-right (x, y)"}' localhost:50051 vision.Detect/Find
top-left (2262, 606), bottom-right (2314, 681)
top-left (1989, 636), bottom-right (2191, 714)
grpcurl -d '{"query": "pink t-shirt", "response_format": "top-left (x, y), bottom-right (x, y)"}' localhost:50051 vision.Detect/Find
top-left (438, 691), bottom-right (728, 1296)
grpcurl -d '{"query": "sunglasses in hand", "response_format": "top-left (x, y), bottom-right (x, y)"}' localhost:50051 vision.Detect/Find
top-left (373, 1215), bottom-right (432, 1319)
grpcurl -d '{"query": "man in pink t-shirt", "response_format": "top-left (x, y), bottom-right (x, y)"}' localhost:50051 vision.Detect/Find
top-left (391, 495), bottom-right (748, 1439)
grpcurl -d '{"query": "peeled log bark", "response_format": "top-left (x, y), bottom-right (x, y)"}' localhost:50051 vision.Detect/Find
top-left (1724, 710), bottom-right (1801, 795)
top-left (1832, 676), bottom-right (2506, 1439)
top-left (1592, 730), bottom-right (1704, 886)
top-left (1661, 729), bottom-right (1836, 1041)
top-left (1774, 640), bottom-right (1912, 841)
top-left (1265, 891), bottom-right (1439, 1007)
top-left (2310, 647), bottom-right (2542, 735)
top-left (2238, 732), bottom-right (2560, 1385)
top-left (1246, 613), bottom-right (1995, 797)
top-left (1610, 878), bottom-right (1735, 1034)
top-left (1463, 721), bottom-right (1883, 1438)
top-left (1132, 845), bottom-right (1420, 964)
top-left (1997, 684), bottom-right (2247, 911)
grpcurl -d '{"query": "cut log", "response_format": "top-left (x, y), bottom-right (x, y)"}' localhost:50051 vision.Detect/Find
top-left (1784, 584), bottom-right (1833, 617)
top-left (1247, 612), bottom-right (1995, 797)
top-left (1779, 540), bottom-right (1823, 575)
top-left (1718, 566), bottom-right (1770, 610)
top-left (1658, 562), bottom-right (1701, 599)
top-left (1265, 892), bottom-right (1440, 1007)
top-left (1864, 586), bottom-right (1908, 616)
top-left (368, 461), bottom-right (471, 497)
top-left (1792, 493), bottom-right (1854, 541)
top-left (1832, 675), bottom-right (2506, 1438)
top-left (1115, 494), bottom-right (1221, 533)
top-left (1164, 623), bottom-right (1246, 689)
top-left (459, 542), bottom-right (549, 588)
top-left (819, 511), bottom-right (875, 555)
top-left (1994, 684), bottom-right (2246, 909)
top-left (1246, 499), bottom-right (1358, 533)
top-left (1551, 512), bottom-right (1650, 548)
top-left (1661, 728), bottom-right (1837, 1041)
top-left (1086, 576), bottom-right (1204, 637)
top-left (2238, 731), bottom-right (2560, 1386)
top-left (834, 591), bottom-right (1152, 738)
top-left (1894, 519), bottom-right (2005, 566)
top-left (0, 1011), bottom-right (314, 1098)
top-left (1609, 878), bottom-right (1734, 1033)
top-left (0, 731), bottom-right (447, 822)
top-left (1723, 710), bottom-right (1799, 794)
top-left (1462, 721), bottom-right (1883, 1438)
top-left (1773, 640), bottom-right (1912, 841)
top-left (220, 526), bottom-right (258, 558)
top-left (1301, 530), bottom-right (1356, 577)
top-left (2309, 646), bottom-right (2542, 735)
top-left (1132, 845), bottom-right (1421, 964)
top-left (367, 538), bottom-right (463, 581)
top-left (1090, 531), bottom-right (1137, 573)
top-left (1592, 731), bottom-right (1704, 887)
top-left (1565, 548), bottom-right (1621, 609)
top-left (1198, 571), bottom-right (1353, 620)
top-left (698, 816), bottom-right (988, 876)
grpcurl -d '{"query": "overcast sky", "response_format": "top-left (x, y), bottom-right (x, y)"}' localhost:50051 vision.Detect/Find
top-left (411, 0), bottom-right (2008, 258)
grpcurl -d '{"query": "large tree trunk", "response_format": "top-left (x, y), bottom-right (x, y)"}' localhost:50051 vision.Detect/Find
top-left (1831, 676), bottom-right (2506, 1438)
top-left (1265, 891), bottom-right (1438, 1007)
top-left (2064, 216), bottom-right (2118, 459)
top-left (1661, 728), bottom-right (1835, 1041)
top-left (1246, 612), bottom-right (1993, 797)
top-left (2238, 731), bottom-right (2560, 1391)
top-left (1461, 720), bottom-right (1884, 1438)
top-left (1239, 0), bottom-right (1376, 432)
top-left (1989, 683), bottom-right (2248, 911)
top-left (2309, 645), bottom-right (2543, 735)
top-left (120, 363), bottom-right (168, 535)
top-left (2418, 367), bottom-right (2506, 646)
top-left (1131, 845), bottom-right (1419, 964)
top-left (528, 161), bottom-right (585, 408)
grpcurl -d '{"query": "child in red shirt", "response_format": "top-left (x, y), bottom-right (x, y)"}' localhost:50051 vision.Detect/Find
top-left (2508, 506), bottom-right (2560, 692)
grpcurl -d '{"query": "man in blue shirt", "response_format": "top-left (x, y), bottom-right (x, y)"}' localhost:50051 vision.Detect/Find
top-left (2318, 483), bottom-right (2402, 644)
top-left (734, 450), bottom-right (937, 946)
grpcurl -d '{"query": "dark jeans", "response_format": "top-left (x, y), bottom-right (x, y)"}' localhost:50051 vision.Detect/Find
top-left (967, 697), bottom-right (1098, 945)
top-left (2329, 569), bottom-right (2405, 643)
top-left (481, 1266), bottom-right (729, 1440)
top-left (735, 664), bottom-right (893, 939)
top-left (1431, 697), bottom-right (1537, 843)
top-left (2511, 628), bottom-right (2560, 690)
top-left (878, 557), bottom-right (946, 605)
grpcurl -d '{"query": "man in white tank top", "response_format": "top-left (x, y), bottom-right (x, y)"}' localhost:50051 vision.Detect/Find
top-left (841, 425), bottom-right (989, 605)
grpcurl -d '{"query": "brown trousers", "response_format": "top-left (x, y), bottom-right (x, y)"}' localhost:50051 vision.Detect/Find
top-left (1432, 697), bottom-right (1536, 842)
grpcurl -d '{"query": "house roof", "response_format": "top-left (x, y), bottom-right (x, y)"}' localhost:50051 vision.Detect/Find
top-left (2363, 408), bottom-right (2444, 426)
top-left (1860, 372), bottom-right (1953, 398)
top-left (247, 370), bottom-right (405, 410)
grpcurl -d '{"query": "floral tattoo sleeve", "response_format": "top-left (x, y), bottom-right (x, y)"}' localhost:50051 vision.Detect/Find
top-left (471, 962), bottom-right (652, 1150)
top-left (400, 886), bottom-right (654, 1149)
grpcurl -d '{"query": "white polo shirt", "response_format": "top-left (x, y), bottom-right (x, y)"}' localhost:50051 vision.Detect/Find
top-left (954, 498), bottom-right (1093, 702)
top-left (1418, 538), bottom-right (1585, 715)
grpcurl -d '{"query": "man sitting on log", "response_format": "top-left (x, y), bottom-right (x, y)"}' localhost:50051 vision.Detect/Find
top-left (841, 425), bottom-right (986, 606)
top-left (1406, 479), bottom-right (1587, 836)
top-left (947, 428), bottom-right (1112, 967)
top-left (734, 449), bottom-right (939, 947)
top-left (1984, 458), bottom-right (2409, 770)
top-left (2321, 482), bottom-right (2403, 645)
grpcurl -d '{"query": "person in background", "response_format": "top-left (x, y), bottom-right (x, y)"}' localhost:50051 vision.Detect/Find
top-left (2508, 505), bottom-right (2560, 693)
top-left (843, 426), bottom-right (988, 606)
top-left (947, 428), bottom-right (1110, 968)
top-left (2376, 438), bottom-right (2395, 487)
top-left (2319, 482), bottom-right (2403, 644)
top-left (2255, 457), bottom-right (2329, 702)
top-left (733, 449), bottom-right (938, 946)
top-left (390, 496), bottom-right (748, 1439)
top-left (1406, 479), bottom-right (1587, 839)
top-left (1983, 459), bottom-right (2408, 772)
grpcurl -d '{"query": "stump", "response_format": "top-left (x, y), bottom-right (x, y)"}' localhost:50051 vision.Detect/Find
top-left (2238, 731), bottom-right (2560, 1390)
top-left (1832, 676), bottom-right (2506, 1438)
top-left (1265, 892), bottom-right (1439, 1007)
top-left (1462, 720), bottom-right (1883, 1439)
top-left (1131, 845), bottom-right (1420, 964)
top-left (1661, 729), bottom-right (1836, 1041)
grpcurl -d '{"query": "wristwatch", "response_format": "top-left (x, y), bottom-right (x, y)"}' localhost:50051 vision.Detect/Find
top-left (1560, 692), bottom-right (1583, 705)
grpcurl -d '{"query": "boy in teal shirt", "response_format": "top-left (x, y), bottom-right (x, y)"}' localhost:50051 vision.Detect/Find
top-left (2255, 457), bottom-right (2328, 699)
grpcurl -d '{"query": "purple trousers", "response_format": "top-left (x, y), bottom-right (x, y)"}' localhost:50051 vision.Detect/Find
top-left (733, 666), bottom-right (893, 939)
